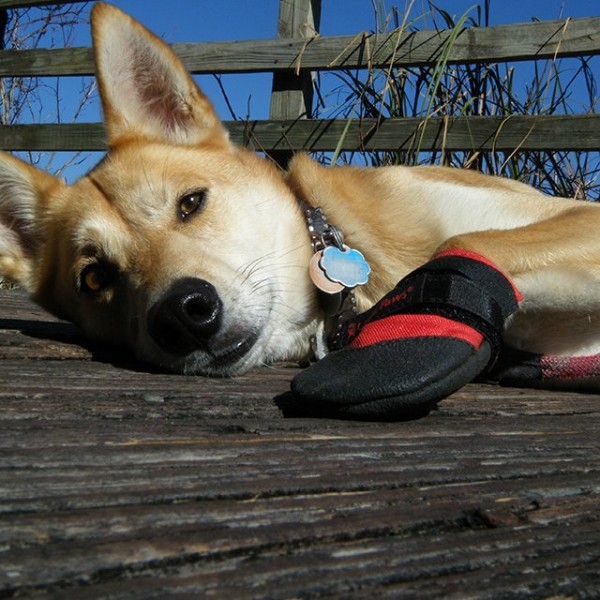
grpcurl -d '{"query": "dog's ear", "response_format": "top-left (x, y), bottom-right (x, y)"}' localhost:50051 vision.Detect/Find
top-left (91, 2), bottom-right (229, 148)
top-left (0, 153), bottom-right (63, 290)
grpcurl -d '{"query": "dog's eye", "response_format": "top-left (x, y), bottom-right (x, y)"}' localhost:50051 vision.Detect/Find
top-left (80, 263), bottom-right (114, 294)
top-left (179, 190), bottom-right (206, 221)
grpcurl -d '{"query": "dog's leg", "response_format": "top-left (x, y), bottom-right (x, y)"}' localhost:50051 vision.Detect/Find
top-left (489, 263), bottom-right (600, 391)
top-left (435, 203), bottom-right (600, 390)
top-left (435, 204), bottom-right (600, 351)
top-left (290, 202), bottom-right (600, 418)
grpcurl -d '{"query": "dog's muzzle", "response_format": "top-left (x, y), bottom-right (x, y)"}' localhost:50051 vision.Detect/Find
top-left (146, 277), bottom-right (260, 373)
top-left (147, 277), bottom-right (223, 356)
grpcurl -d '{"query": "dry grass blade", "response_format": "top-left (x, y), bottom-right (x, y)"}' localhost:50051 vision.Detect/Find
top-left (311, 2), bottom-right (598, 200)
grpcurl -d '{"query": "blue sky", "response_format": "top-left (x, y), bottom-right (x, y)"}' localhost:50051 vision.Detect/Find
top-left (103, 1), bottom-right (594, 42)
top-left (24, 0), bottom-right (599, 180)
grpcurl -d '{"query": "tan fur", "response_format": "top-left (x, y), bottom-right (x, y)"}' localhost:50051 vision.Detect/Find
top-left (1, 2), bottom-right (600, 375)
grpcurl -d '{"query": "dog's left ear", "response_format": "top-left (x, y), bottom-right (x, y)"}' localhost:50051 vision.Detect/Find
top-left (0, 153), bottom-right (64, 290)
top-left (91, 2), bottom-right (230, 148)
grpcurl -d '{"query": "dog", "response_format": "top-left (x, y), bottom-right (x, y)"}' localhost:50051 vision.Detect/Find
top-left (1, 3), bottom-right (599, 409)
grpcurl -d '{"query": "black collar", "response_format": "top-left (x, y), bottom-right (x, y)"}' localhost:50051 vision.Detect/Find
top-left (297, 198), bottom-right (370, 351)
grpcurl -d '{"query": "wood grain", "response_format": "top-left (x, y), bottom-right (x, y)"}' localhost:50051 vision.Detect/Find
top-left (0, 0), bottom-right (87, 8)
top-left (0, 17), bottom-right (598, 77)
top-left (1, 114), bottom-right (598, 152)
top-left (0, 289), bottom-right (599, 597)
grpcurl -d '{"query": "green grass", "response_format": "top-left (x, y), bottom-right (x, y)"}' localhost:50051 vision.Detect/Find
top-left (311, 1), bottom-right (599, 200)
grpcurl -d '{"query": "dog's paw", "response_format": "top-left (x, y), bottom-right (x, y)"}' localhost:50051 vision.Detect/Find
top-left (290, 249), bottom-right (521, 420)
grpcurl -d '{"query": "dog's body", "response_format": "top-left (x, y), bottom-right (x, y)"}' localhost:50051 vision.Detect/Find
top-left (1, 3), bottom-right (600, 382)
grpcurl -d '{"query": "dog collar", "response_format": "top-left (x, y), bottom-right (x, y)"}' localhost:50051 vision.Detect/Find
top-left (298, 198), bottom-right (371, 352)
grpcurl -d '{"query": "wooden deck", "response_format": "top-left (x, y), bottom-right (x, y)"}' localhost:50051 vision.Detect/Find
top-left (0, 288), bottom-right (599, 598)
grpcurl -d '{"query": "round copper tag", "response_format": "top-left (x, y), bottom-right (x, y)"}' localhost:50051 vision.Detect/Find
top-left (309, 251), bottom-right (345, 294)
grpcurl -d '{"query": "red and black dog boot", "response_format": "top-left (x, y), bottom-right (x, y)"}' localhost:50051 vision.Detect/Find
top-left (290, 250), bottom-right (521, 420)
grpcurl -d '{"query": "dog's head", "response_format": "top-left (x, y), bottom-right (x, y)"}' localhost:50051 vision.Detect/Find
top-left (0, 3), bottom-right (319, 375)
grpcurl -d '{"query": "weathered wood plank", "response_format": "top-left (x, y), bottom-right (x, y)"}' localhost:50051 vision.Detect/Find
top-left (1, 480), bottom-right (598, 596)
top-left (1, 402), bottom-right (598, 597)
top-left (0, 17), bottom-right (598, 77)
top-left (0, 0), bottom-right (87, 7)
top-left (0, 121), bottom-right (104, 151)
top-left (269, 0), bottom-right (321, 167)
top-left (238, 114), bottom-right (600, 152)
top-left (1, 114), bottom-right (598, 152)
top-left (269, 0), bottom-right (321, 120)
top-left (1, 290), bottom-right (599, 598)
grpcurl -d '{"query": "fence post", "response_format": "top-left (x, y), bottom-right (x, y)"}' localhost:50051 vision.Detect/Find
top-left (269, 0), bottom-right (321, 166)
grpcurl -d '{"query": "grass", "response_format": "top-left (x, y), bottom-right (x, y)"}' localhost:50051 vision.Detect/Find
top-left (310, 1), bottom-right (599, 200)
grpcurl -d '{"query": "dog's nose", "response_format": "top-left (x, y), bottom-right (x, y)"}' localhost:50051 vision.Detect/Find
top-left (148, 278), bottom-right (223, 355)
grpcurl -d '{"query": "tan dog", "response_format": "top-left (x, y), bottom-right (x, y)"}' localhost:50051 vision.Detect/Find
top-left (1, 3), bottom-right (599, 383)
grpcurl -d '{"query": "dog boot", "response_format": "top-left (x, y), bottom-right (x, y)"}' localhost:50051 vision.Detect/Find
top-left (486, 346), bottom-right (600, 392)
top-left (290, 249), bottom-right (521, 420)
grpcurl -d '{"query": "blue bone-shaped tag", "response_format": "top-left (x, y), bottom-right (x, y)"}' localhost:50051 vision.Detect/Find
top-left (319, 246), bottom-right (371, 288)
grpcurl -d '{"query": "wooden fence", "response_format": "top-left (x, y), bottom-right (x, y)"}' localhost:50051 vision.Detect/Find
top-left (0, 0), bottom-right (598, 157)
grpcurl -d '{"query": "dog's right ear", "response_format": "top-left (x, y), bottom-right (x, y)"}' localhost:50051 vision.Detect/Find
top-left (91, 2), bottom-right (230, 148)
top-left (0, 153), bottom-right (63, 290)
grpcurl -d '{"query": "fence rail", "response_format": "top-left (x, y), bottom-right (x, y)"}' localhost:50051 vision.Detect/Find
top-left (1, 17), bottom-right (599, 78)
top-left (0, 2), bottom-right (598, 155)
top-left (1, 114), bottom-right (598, 153)
top-left (0, 0), bottom-right (87, 8)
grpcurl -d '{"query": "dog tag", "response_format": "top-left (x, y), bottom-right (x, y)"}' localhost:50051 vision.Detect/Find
top-left (310, 251), bottom-right (345, 294)
top-left (319, 245), bottom-right (371, 288)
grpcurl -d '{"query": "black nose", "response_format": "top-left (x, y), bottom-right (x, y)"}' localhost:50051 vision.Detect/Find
top-left (148, 278), bottom-right (223, 355)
